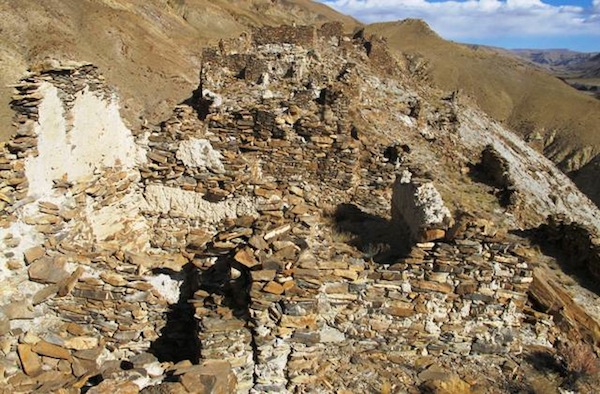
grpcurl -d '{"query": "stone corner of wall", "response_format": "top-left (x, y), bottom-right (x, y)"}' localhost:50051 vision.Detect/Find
top-left (391, 171), bottom-right (453, 241)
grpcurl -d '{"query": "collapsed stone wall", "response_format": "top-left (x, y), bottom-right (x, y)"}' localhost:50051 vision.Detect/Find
top-left (183, 27), bottom-right (537, 392)
top-left (539, 215), bottom-right (600, 282)
top-left (253, 25), bottom-right (317, 47)
top-left (479, 144), bottom-right (518, 206)
top-left (318, 21), bottom-right (344, 40)
top-left (364, 35), bottom-right (401, 77)
top-left (0, 23), bottom-right (569, 393)
top-left (0, 65), bottom-right (218, 393)
top-left (190, 217), bottom-right (534, 392)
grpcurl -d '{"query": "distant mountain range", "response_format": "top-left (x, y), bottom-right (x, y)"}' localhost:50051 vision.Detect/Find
top-left (510, 49), bottom-right (599, 73)
top-left (471, 46), bottom-right (600, 97)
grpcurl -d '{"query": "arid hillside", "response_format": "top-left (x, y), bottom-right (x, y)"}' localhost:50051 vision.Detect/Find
top-left (502, 48), bottom-right (600, 99)
top-left (0, 0), bottom-right (358, 140)
top-left (513, 49), bottom-right (600, 80)
top-left (5, 4), bottom-right (600, 205)
top-left (575, 52), bottom-right (600, 78)
top-left (366, 20), bottom-right (600, 205)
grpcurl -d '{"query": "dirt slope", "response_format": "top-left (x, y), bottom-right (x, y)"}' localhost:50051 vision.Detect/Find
top-left (0, 0), bottom-right (358, 140)
top-left (366, 20), bottom-right (600, 205)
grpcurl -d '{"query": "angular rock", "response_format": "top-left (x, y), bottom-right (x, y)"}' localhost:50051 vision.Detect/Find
top-left (28, 256), bottom-right (69, 284)
top-left (23, 246), bottom-right (45, 265)
top-left (58, 266), bottom-right (85, 296)
top-left (251, 270), bottom-right (276, 282)
top-left (234, 248), bottom-right (260, 268)
top-left (3, 299), bottom-right (35, 319)
top-left (413, 280), bottom-right (453, 294)
top-left (263, 281), bottom-right (285, 295)
top-left (18, 344), bottom-right (42, 377)
top-left (86, 379), bottom-right (140, 394)
top-left (32, 340), bottom-right (71, 360)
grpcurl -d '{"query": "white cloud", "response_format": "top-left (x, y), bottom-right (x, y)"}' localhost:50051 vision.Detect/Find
top-left (319, 0), bottom-right (600, 42)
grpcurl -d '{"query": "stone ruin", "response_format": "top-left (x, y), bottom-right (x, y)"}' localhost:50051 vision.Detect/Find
top-left (0, 23), bottom-right (577, 393)
top-left (538, 215), bottom-right (600, 287)
top-left (477, 144), bottom-right (518, 207)
top-left (391, 170), bottom-right (453, 242)
top-left (253, 25), bottom-right (317, 48)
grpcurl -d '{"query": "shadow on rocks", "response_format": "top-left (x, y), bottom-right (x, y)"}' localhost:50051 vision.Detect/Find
top-left (149, 263), bottom-right (200, 364)
top-left (197, 253), bottom-right (252, 321)
top-left (331, 203), bottom-right (411, 264)
top-left (511, 223), bottom-right (600, 297)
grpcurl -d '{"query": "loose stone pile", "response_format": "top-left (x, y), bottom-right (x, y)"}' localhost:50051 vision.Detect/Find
top-left (0, 22), bottom-right (596, 393)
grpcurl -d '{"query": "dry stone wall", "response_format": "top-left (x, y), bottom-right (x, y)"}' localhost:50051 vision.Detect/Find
top-left (0, 24), bottom-right (584, 393)
top-left (181, 27), bottom-right (537, 392)
top-left (253, 25), bottom-right (317, 47)
top-left (0, 66), bottom-right (221, 393)
top-left (539, 215), bottom-right (600, 283)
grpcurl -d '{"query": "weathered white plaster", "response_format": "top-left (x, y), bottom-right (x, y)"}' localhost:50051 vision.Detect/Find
top-left (176, 138), bottom-right (225, 174)
top-left (143, 274), bottom-right (182, 305)
top-left (0, 220), bottom-right (44, 288)
top-left (25, 83), bottom-right (67, 197)
top-left (392, 176), bottom-right (452, 238)
top-left (143, 184), bottom-right (257, 224)
top-left (85, 192), bottom-right (148, 246)
top-left (2, 82), bottom-right (150, 305)
top-left (25, 83), bottom-right (145, 198)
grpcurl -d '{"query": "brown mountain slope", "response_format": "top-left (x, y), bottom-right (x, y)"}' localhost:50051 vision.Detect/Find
top-left (510, 49), bottom-right (597, 71)
top-left (0, 0), bottom-right (358, 140)
top-left (549, 52), bottom-right (600, 79)
top-left (477, 47), bottom-right (600, 98)
top-left (366, 20), bottom-right (600, 204)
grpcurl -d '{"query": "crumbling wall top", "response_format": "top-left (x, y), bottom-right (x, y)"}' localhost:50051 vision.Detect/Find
top-left (318, 21), bottom-right (344, 39)
top-left (253, 25), bottom-right (316, 47)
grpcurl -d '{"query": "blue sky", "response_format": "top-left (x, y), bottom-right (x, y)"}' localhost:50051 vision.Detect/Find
top-left (318, 0), bottom-right (600, 51)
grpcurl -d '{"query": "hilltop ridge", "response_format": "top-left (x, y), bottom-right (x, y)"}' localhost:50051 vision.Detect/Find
top-left (4, 3), bottom-right (600, 208)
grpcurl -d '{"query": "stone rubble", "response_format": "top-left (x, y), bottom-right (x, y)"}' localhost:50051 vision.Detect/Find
top-left (0, 22), bottom-right (597, 393)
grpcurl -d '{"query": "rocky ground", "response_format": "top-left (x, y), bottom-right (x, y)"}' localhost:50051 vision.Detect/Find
top-left (1, 23), bottom-right (600, 393)
top-left (367, 20), bottom-right (600, 209)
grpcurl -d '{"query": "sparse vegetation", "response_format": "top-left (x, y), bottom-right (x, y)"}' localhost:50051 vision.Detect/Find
top-left (380, 380), bottom-right (392, 394)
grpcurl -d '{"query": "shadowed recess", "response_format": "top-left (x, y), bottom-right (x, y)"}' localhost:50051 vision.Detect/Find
top-left (331, 203), bottom-right (411, 263)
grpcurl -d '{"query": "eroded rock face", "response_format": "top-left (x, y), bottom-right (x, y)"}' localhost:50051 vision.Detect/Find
top-left (0, 24), bottom-right (599, 393)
